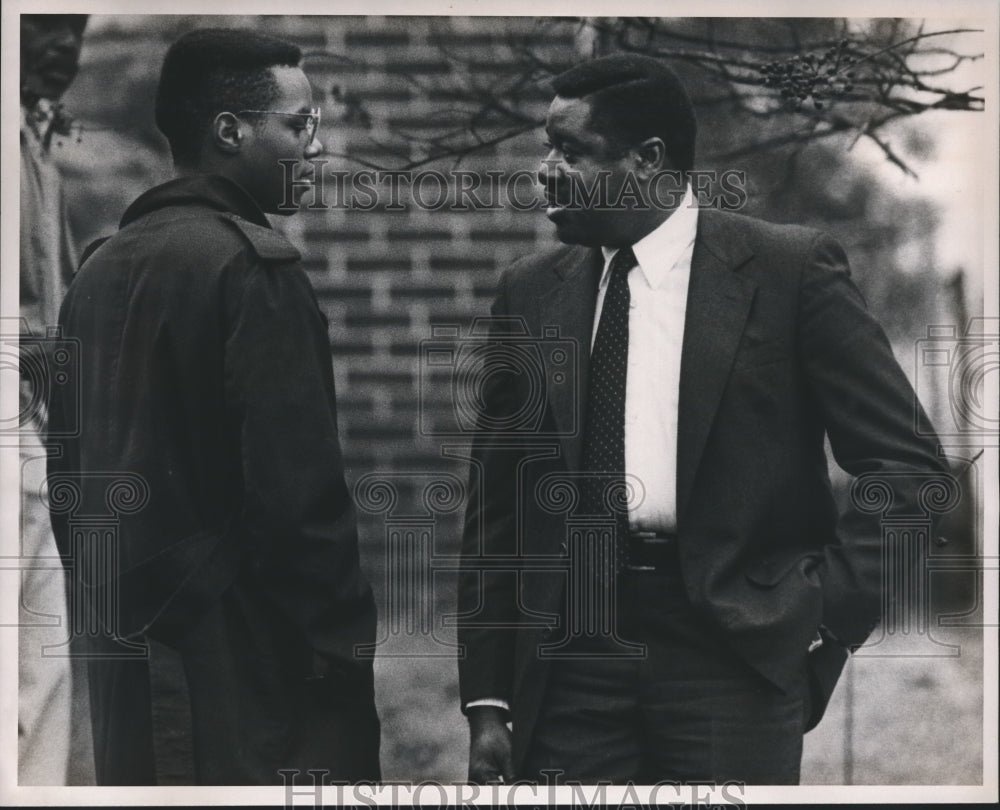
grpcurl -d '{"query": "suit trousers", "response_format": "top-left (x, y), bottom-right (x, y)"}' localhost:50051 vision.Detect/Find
top-left (522, 565), bottom-right (810, 785)
top-left (83, 572), bottom-right (380, 785)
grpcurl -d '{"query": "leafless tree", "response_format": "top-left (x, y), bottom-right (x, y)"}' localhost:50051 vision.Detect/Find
top-left (323, 17), bottom-right (983, 176)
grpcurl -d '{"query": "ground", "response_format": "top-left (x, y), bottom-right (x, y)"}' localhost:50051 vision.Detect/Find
top-left (376, 621), bottom-right (985, 785)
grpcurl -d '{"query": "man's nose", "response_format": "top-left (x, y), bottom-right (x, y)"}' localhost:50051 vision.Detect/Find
top-left (305, 135), bottom-right (324, 159)
top-left (538, 152), bottom-right (561, 186)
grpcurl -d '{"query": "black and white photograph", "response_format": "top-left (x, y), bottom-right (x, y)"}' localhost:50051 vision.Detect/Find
top-left (1, 1), bottom-right (997, 806)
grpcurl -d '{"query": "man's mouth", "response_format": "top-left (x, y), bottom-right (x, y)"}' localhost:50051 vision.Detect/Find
top-left (544, 189), bottom-right (570, 215)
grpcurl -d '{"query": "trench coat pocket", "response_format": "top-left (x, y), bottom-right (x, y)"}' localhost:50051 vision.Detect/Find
top-left (115, 522), bottom-right (243, 644)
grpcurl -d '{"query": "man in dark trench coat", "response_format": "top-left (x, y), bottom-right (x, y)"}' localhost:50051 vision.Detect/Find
top-left (47, 28), bottom-right (379, 785)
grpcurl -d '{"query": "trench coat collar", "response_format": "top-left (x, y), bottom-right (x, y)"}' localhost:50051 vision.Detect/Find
top-left (120, 174), bottom-right (271, 229)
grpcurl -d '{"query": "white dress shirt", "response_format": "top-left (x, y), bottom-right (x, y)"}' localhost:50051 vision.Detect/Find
top-left (594, 183), bottom-right (698, 534)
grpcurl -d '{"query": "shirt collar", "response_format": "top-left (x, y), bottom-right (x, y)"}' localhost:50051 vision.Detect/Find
top-left (600, 182), bottom-right (698, 290)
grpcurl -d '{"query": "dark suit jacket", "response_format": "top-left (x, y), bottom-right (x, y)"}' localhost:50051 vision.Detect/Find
top-left (48, 174), bottom-right (376, 673)
top-left (457, 209), bottom-right (949, 773)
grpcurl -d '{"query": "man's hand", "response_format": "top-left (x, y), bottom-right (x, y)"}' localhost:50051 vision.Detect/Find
top-left (467, 706), bottom-right (514, 784)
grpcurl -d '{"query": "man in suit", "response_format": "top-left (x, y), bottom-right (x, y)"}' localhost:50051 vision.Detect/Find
top-left (47, 28), bottom-right (379, 785)
top-left (458, 54), bottom-right (949, 785)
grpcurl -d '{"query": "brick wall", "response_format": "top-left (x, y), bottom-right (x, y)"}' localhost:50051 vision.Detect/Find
top-left (297, 17), bottom-right (578, 574)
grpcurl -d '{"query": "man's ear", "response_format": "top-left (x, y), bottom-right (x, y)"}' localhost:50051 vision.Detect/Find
top-left (212, 112), bottom-right (243, 155)
top-left (633, 137), bottom-right (667, 180)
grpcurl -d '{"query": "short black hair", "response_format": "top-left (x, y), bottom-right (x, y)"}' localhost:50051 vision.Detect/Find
top-left (552, 54), bottom-right (696, 173)
top-left (155, 28), bottom-right (302, 167)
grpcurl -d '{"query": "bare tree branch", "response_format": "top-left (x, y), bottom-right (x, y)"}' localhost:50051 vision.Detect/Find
top-left (316, 19), bottom-right (983, 173)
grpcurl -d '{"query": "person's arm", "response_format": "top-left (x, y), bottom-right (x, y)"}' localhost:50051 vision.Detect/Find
top-left (224, 258), bottom-right (375, 670)
top-left (798, 233), bottom-right (951, 648)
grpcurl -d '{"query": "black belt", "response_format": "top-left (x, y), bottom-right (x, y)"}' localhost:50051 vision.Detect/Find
top-left (624, 531), bottom-right (679, 573)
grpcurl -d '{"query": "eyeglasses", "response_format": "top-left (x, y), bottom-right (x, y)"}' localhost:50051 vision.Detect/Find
top-left (233, 107), bottom-right (321, 145)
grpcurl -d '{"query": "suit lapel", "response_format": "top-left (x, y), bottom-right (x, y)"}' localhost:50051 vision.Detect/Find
top-left (676, 212), bottom-right (757, 524)
top-left (539, 246), bottom-right (603, 471)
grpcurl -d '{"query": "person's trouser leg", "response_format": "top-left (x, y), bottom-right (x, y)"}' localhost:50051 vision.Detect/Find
top-left (523, 654), bottom-right (642, 783)
top-left (522, 567), bottom-right (808, 785)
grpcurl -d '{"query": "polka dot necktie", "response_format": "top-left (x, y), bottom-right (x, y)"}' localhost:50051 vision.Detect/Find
top-left (580, 246), bottom-right (637, 571)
